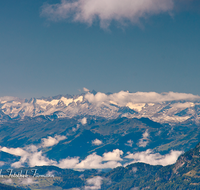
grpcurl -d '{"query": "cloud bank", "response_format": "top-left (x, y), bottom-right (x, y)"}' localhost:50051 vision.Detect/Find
top-left (41, 0), bottom-right (174, 28)
top-left (0, 136), bottom-right (182, 169)
top-left (85, 91), bottom-right (200, 106)
top-left (0, 142), bottom-right (122, 169)
top-left (125, 149), bottom-right (183, 166)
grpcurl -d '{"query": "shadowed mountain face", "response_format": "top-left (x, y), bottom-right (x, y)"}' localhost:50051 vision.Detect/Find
top-left (101, 142), bottom-right (200, 190)
top-left (0, 183), bottom-right (21, 190)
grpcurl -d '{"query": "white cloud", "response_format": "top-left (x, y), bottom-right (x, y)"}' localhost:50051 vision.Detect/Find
top-left (1, 143), bottom-right (122, 169)
top-left (92, 139), bottom-right (103, 146)
top-left (27, 151), bottom-right (57, 167)
top-left (75, 152), bottom-right (122, 169)
top-left (85, 91), bottom-right (200, 106)
top-left (85, 176), bottom-right (103, 190)
top-left (41, 135), bottom-right (67, 147)
top-left (125, 140), bottom-right (134, 147)
top-left (80, 117), bottom-right (87, 125)
top-left (72, 124), bottom-right (80, 132)
top-left (103, 149), bottom-right (123, 161)
top-left (57, 157), bottom-right (80, 169)
top-left (41, 0), bottom-right (174, 28)
top-left (0, 136), bottom-right (182, 170)
top-left (125, 149), bottom-right (183, 166)
top-left (83, 87), bottom-right (89, 92)
top-left (0, 136), bottom-right (66, 168)
top-left (0, 96), bottom-right (19, 103)
top-left (138, 130), bottom-right (149, 147)
top-left (0, 147), bottom-right (27, 156)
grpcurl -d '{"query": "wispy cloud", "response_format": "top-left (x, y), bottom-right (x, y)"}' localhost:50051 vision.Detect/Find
top-left (125, 140), bottom-right (134, 147)
top-left (85, 176), bottom-right (103, 190)
top-left (41, 0), bottom-right (174, 28)
top-left (83, 87), bottom-right (89, 92)
top-left (138, 130), bottom-right (149, 147)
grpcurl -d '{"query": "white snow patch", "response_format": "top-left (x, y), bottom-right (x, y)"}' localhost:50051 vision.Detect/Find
top-left (74, 96), bottom-right (83, 103)
top-left (60, 97), bottom-right (73, 106)
top-left (172, 102), bottom-right (195, 108)
top-left (126, 103), bottom-right (145, 112)
top-left (36, 99), bottom-right (60, 108)
top-left (109, 101), bottom-right (118, 106)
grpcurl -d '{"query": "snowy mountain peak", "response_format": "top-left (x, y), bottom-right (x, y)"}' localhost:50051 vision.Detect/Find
top-left (0, 91), bottom-right (200, 124)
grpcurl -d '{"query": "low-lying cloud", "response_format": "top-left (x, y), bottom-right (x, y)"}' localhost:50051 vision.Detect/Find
top-left (125, 149), bottom-right (183, 166)
top-left (41, 0), bottom-right (174, 28)
top-left (75, 150), bottom-right (122, 169)
top-left (0, 136), bottom-right (182, 169)
top-left (85, 91), bottom-right (200, 106)
top-left (41, 135), bottom-right (67, 147)
top-left (85, 176), bottom-right (103, 190)
top-left (0, 142), bottom-right (123, 169)
top-left (138, 130), bottom-right (149, 147)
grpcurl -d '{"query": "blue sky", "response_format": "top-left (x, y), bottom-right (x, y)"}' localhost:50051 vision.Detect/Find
top-left (0, 0), bottom-right (200, 98)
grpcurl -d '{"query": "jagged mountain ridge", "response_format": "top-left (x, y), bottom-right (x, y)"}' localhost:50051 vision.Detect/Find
top-left (1, 91), bottom-right (200, 124)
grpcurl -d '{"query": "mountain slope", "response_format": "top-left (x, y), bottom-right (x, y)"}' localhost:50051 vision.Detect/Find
top-left (0, 116), bottom-right (200, 171)
top-left (2, 142), bottom-right (200, 190)
top-left (103, 141), bottom-right (200, 190)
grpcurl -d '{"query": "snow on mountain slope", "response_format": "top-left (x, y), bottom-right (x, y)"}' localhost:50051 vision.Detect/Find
top-left (0, 91), bottom-right (200, 124)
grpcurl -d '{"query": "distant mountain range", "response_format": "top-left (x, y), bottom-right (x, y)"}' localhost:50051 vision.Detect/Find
top-left (1, 91), bottom-right (200, 189)
top-left (0, 91), bottom-right (200, 124)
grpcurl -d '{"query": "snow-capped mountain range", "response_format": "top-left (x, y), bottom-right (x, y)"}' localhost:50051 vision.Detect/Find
top-left (1, 91), bottom-right (200, 124)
